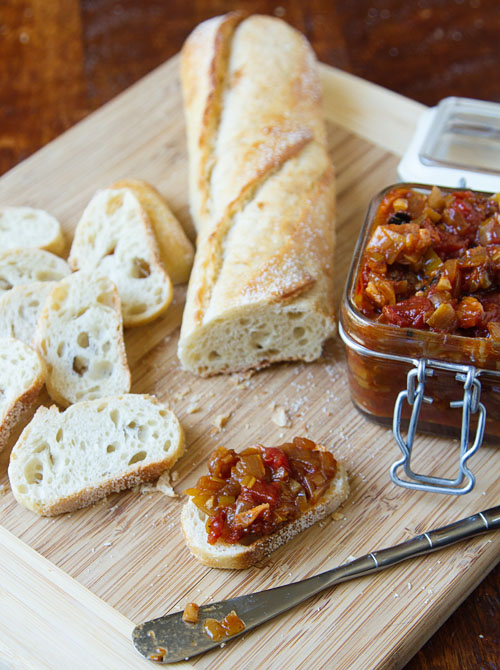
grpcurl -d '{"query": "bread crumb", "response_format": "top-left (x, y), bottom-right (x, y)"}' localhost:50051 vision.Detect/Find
top-left (211, 412), bottom-right (232, 432)
top-left (171, 470), bottom-right (179, 482)
top-left (331, 511), bottom-right (343, 521)
top-left (156, 471), bottom-right (177, 497)
top-left (173, 388), bottom-right (189, 401)
top-left (186, 401), bottom-right (201, 414)
top-left (0, 484), bottom-right (6, 495)
top-left (272, 406), bottom-right (291, 427)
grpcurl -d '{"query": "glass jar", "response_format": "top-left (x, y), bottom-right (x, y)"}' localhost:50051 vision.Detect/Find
top-left (340, 183), bottom-right (500, 494)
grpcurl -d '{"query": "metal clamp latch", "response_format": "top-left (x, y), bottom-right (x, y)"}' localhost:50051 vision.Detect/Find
top-left (391, 360), bottom-right (486, 495)
top-left (338, 322), bottom-right (497, 495)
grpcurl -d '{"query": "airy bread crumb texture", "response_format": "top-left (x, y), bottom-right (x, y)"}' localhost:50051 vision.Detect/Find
top-left (0, 249), bottom-right (70, 296)
top-left (0, 337), bottom-right (45, 452)
top-left (109, 179), bottom-right (194, 285)
top-left (0, 207), bottom-right (65, 255)
top-left (34, 272), bottom-right (131, 407)
top-left (69, 188), bottom-right (173, 326)
top-left (0, 281), bottom-right (56, 344)
top-left (179, 303), bottom-right (335, 376)
top-left (8, 394), bottom-right (185, 515)
top-left (181, 461), bottom-right (349, 569)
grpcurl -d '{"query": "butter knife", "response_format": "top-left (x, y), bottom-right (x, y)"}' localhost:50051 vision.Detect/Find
top-left (132, 505), bottom-right (500, 663)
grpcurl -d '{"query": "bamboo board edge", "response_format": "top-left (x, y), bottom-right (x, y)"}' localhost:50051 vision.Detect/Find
top-left (0, 525), bottom-right (195, 669)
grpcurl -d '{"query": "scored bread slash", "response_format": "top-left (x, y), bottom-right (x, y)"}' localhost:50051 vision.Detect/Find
top-left (34, 272), bottom-right (131, 407)
top-left (109, 179), bottom-right (194, 285)
top-left (0, 338), bottom-right (45, 453)
top-left (69, 188), bottom-right (173, 327)
top-left (0, 206), bottom-right (65, 256)
top-left (181, 438), bottom-right (349, 569)
top-left (0, 248), bottom-right (70, 296)
top-left (8, 394), bottom-right (185, 516)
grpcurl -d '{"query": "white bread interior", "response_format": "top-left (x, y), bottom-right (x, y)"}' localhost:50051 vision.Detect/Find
top-left (181, 461), bottom-right (349, 569)
top-left (8, 394), bottom-right (185, 516)
top-left (0, 249), bottom-right (70, 296)
top-left (68, 188), bottom-right (173, 327)
top-left (34, 272), bottom-right (131, 407)
top-left (0, 206), bottom-right (65, 255)
top-left (0, 281), bottom-right (56, 344)
top-left (0, 337), bottom-right (45, 452)
top-left (110, 178), bottom-right (194, 285)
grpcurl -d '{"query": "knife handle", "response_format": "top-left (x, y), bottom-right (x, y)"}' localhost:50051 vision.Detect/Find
top-left (316, 505), bottom-right (500, 592)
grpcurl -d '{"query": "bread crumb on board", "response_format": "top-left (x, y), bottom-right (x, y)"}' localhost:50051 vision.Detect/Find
top-left (272, 406), bottom-right (291, 428)
top-left (211, 412), bottom-right (232, 433)
top-left (156, 471), bottom-right (177, 497)
top-left (0, 484), bottom-right (7, 495)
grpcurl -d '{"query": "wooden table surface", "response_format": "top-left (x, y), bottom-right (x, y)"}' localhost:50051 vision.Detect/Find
top-left (1, 1), bottom-right (499, 669)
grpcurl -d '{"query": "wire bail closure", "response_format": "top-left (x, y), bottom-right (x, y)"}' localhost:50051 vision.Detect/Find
top-left (338, 322), bottom-right (494, 495)
top-left (391, 360), bottom-right (486, 494)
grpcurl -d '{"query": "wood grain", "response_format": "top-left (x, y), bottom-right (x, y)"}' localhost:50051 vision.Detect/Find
top-left (0, 58), bottom-right (499, 669)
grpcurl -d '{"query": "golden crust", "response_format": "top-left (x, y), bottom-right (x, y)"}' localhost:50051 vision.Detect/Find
top-left (0, 374), bottom-right (44, 453)
top-left (178, 14), bottom-right (336, 376)
top-left (31, 456), bottom-right (181, 516)
top-left (109, 179), bottom-right (194, 285)
top-left (180, 11), bottom-right (246, 232)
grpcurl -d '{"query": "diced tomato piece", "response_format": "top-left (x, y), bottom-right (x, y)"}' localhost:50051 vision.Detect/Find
top-left (382, 296), bottom-right (435, 329)
top-left (261, 446), bottom-right (291, 473)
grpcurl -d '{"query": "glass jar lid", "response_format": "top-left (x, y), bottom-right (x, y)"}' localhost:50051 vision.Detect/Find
top-left (398, 97), bottom-right (500, 192)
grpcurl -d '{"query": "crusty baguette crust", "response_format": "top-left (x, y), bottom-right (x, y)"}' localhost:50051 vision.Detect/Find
top-left (8, 395), bottom-right (185, 516)
top-left (0, 338), bottom-right (45, 453)
top-left (181, 461), bottom-right (349, 569)
top-left (28, 458), bottom-right (177, 517)
top-left (110, 179), bottom-right (194, 284)
top-left (180, 11), bottom-right (246, 233)
top-left (178, 14), bottom-right (336, 376)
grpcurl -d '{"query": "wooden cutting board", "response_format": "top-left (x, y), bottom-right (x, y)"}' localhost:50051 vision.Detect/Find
top-left (0, 56), bottom-right (499, 670)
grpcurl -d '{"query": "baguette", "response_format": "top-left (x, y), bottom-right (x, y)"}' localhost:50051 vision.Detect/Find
top-left (0, 249), bottom-right (70, 295)
top-left (34, 272), bottom-right (131, 407)
top-left (0, 337), bottom-right (45, 452)
top-left (110, 179), bottom-right (194, 284)
top-left (8, 394), bottom-right (185, 515)
top-left (0, 206), bottom-right (65, 255)
top-left (68, 188), bottom-right (173, 327)
top-left (178, 15), bottom-right (336, 376)
top-left (181, 461), bottom-right (349, 569)
top-left (0, 281), bottom-right (56, 344)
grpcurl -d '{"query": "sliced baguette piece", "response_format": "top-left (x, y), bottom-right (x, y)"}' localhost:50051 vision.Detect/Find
top-left (0, 249), bottom-right (70, 296)
top-left (181, 461), bottom-right (349, 569)
top-left (0, 281), bottom-right (56, 344)
top-left (68, 188), bottom-right (173, 327)
top-left (8, 394), bottom-right (185, 515)
top-left (34, 272), bottom-right (131, 407)
top-left (0, 206), bottom-right (65, 255)
top-left (0, 337), bottom-right (45, 452)
top-left (110, 179), bottom-right (194, 284)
